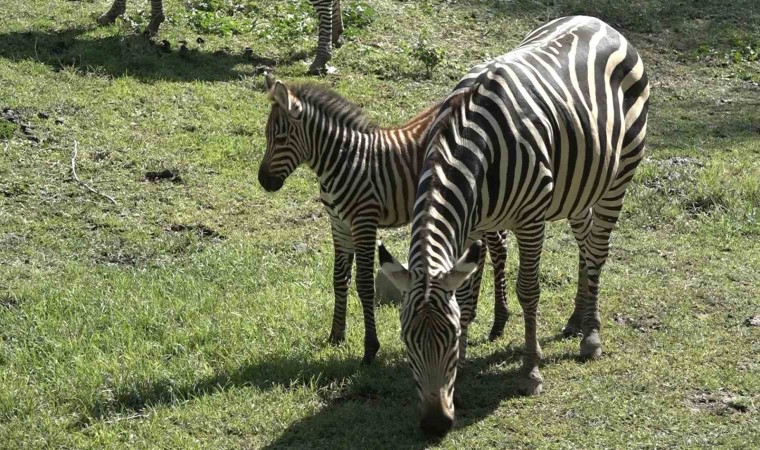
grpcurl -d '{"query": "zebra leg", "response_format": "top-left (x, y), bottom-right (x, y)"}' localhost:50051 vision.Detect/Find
top-left (331, 0), bottom-right (345, 48)
top-left (97, 0), bottom-right (126, 25)
top-left (486, 230), bottom-right (510, 341)
top-left (352, 223), bottom-right (380, 364)
top-left (308, 0), bottom-right (334, 75)
top-left (328, 220), bottom-right (354, 344)
top-left (145, 0), bottom-right (166, 36)
top-left (578, 181), bottom-right (635, 359)
top-left (454, 238), bottom-right (487, 367)
top-left (563, 209), bottom-right (592, 338)
top-left (329, 251), bottom-right (354, 345)
top-left (513, 224), bottom-right (545, 396)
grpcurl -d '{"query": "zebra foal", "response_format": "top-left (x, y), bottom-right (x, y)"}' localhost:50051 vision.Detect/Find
top-left (380, 16), bottom-right (650, 437)
top-left (97, 0), bottom-right (344, 73)
top-left (258, 73), bottom-right (512, 365)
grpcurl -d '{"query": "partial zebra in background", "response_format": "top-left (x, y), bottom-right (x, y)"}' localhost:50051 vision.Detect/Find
top-left (258, 73), bottom-right (512, 365)
top-left (97, 0), bottom-right (344, 74)
top-left (380, 16), bottom-right (650, 437)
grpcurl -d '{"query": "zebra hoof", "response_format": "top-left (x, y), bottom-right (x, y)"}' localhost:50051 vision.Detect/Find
top-left (488, 317), bottom-right (509, 341)
top-left (562, 316), bottom-right (582, 338)
top-left (327, 332), bottom-right (345, 346)
top-left (333, 34), bottom-right (345, 48)
top-left (516, 367), bottom-right (543, 396)
top-left (360, 340), bottom-right (380, 365)
top-left (144, 14), bottom-right (165, 37)
top-left (97, 10), bottom-right (124, 25)
top-left (579, 332), bottom-right (602, 360)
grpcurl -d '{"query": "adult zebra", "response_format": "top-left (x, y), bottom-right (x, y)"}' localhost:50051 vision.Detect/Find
top-left (258, 74), bottom-right (512, 365)
top-left (379, 16), bottom-right (649, 437)
top-left (97, 0), bottom-right (344, 74)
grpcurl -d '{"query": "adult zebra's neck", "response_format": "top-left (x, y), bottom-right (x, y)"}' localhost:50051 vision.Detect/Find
top-left (409, 91), bottom-right (486, 275)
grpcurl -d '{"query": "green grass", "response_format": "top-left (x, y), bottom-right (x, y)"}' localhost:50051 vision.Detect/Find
top-left (1, 0), bottom-right (759, 448)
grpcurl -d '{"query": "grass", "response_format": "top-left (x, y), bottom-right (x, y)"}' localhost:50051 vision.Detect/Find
top-left (1, 0), bottom-right (759, 448)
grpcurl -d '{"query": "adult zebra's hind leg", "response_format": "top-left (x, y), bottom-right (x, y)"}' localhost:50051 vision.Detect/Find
top-left (486, 230), bottom-right (510, 341)
top-left (145, 0), bottom-right (166, 36)
top-left (97, 0), bottom-right (126, 25)
top-left (513, 223), bottom-right (545, 395)
top-left (308, 0), bottom-right (336, 74)
top-left (331, 0), bottom-right (345, 48)
top-left (563, 209), bottom-right (592, 338)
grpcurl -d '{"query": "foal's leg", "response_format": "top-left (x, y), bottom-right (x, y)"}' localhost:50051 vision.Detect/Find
top-left (352, 220), bottom-right (380, 364)
top-left (328, 220), bottom-right (354, 345)
top-left (455, 236), bottom-right (487, 366)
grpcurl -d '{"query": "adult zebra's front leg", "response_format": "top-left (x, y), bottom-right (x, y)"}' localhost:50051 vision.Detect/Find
top-left (513, 223), bottom-right (545, 395)
top-left (352, 219), bottom-right (380, 365)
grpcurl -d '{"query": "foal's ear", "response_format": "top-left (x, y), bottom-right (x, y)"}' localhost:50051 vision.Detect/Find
top-left (439, 241), bottom-right (482, 291)
top-left (378, 241), bottom-right (410, 293)
top-left (272, 81), bottom-right (304, 119)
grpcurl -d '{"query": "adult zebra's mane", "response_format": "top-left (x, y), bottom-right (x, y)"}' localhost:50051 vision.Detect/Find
top-left (410, 88), bottom-right (477, 275)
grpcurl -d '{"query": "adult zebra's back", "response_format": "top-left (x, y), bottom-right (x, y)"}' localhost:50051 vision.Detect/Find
top-left (379, 16), bottom-right (649, 437)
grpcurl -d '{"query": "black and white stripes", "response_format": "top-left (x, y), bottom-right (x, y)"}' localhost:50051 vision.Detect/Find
top-left (258, 74), bottom-right (511, 365)
top-left (380, 16), bottom-right (649, 437)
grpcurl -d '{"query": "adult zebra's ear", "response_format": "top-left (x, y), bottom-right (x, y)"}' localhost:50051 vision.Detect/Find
top-left (439, 241), bottom-right (482, 292)
top-left (272, 81), bottom-right (304, 119)
top-left (378, 241), bottom-right (410, 293)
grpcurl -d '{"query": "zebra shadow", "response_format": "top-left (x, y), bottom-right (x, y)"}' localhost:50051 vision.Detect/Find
top-left (262, 342), bottom-right (580, 449)
top-left (0, 26), bottom-right (312, 83)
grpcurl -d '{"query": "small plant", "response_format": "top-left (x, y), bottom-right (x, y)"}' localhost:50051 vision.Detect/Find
top-left (0, 120), bottom-right (15, 140)
top-left (410, 37), bottom-right (445, 78)
top-left (343, 1), bottom-right (377, 35)
top-left (185, 0), bottom-right (255, 35)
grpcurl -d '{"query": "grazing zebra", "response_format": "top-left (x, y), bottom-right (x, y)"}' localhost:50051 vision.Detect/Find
top-left (379, 15), bottom-right (650, 437)
top-left (97, 0), bottom-right (344, 74)
top-left (258, 73), bottom-right (511, 365)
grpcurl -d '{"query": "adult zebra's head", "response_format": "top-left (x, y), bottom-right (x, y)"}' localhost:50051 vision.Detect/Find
top-left (378, 240), bottom-right (482, 439)
top-left (258, 73), bottom-right (308, 192)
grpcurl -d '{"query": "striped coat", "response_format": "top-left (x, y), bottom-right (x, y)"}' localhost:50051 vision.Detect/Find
top-left (258, 75), bottom-right (512, 365)
top-left (379, 16), bottom-right (650, 437)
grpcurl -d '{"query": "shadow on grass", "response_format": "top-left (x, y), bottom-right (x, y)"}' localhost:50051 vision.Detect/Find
top-left (81, 334), bottom-right (580, 448)
top-left (0, 27), bottom-right (312, 83)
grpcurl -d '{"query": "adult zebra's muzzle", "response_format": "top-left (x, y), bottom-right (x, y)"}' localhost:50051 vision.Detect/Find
top-left (257, 165), bottom-right (285, 192)
top-left (419, 391), bottom-right (455, 439)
